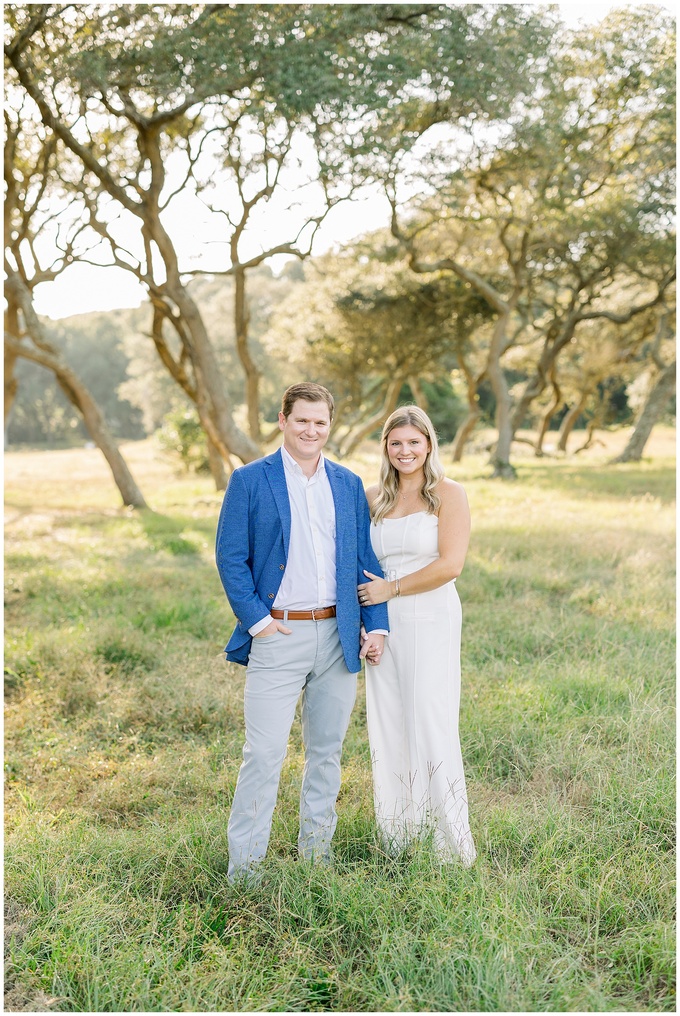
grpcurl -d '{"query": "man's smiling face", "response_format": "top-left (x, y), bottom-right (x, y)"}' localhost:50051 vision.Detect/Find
top-left (279, 399), bottom-right (331, 467)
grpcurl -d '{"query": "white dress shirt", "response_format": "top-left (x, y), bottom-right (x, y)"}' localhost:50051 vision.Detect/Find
top-left (249, 447), bottom-right (336, 635)
top-left (249, 446), bottom-right (387, 638)
top-left (275, 446), bottom-right (338, 610)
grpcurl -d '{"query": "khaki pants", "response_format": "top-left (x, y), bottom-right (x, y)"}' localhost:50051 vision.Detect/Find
top-left (227, 617), bottom-right (357, 880)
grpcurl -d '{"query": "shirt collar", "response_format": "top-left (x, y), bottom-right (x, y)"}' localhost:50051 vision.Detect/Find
top-left (281, 444), bottom-right (326, 480)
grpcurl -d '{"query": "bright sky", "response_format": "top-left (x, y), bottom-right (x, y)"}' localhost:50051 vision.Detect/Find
top-left (29, 0), bottom-right (675, 320)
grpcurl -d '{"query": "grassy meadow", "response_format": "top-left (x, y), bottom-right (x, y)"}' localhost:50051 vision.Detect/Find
top-left (4, 428), bottom-right (676, 1012)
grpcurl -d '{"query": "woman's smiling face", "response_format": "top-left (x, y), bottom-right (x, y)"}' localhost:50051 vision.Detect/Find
top-left (386, 424), bottom-right (430, 477)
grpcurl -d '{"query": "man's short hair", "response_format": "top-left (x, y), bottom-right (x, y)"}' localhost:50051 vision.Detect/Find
top-left (281, 383), bottom-right (334, 421)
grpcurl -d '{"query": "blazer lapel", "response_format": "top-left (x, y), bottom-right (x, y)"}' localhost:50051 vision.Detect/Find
top-left (265, 450), bottom-right (291, 556)
top-left (325, 460), bottom-right (348, 563)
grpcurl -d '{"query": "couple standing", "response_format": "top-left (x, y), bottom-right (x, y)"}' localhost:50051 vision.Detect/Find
top-left (216, 382), bottom-right (476, 881)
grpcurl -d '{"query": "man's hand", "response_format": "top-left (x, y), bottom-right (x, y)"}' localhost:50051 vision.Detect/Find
top-left (253, 619), bottom-right (292, 637)
top-left (360, 632), bottom-right (385, 667)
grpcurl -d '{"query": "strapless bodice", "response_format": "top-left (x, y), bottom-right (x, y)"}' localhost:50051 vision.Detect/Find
top-left (370, 511), bottom-right (440, 578)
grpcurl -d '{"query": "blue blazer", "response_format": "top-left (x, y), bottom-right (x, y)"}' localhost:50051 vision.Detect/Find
top-left (215, 449), bottom-right (389, 672)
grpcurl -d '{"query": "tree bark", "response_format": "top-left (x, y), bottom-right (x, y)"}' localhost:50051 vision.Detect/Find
top-left (149, 301), bottom-right (236, 488)
top-left (151, 226), bottom-right (261, 464)
top-left (574, 414), bottom-right (604, 454)
top-left (512, 280), bottom-right (672, 440)
top-left (534, 370), bottom-right (562, 456)
top-left (233, 266), bottom-right (262, 442)
top-left (408, 375), bottom-right (428, 410)
top-left (391, 216), bottom-right (522, 477)
top-left (207, 434), bottom-right (230, 490)
top-left (5, 335), bottom-right (148, 508)
top-left (511, 318), bottom-right (577, 435)
top-left (486, 312), bottom-right (516, 478)
top-left (5, 270), bottom-right (148, 508)
top-left (610, 360), bottom-right (676, 463)
top-left (451, 408), bottom-right (481, 462)
top-left (4, 304), bottom-right (20, 425)
top-left (450, 349), bottom-right (483, 462)
top-left (557, 393), bottom-right (589, 452)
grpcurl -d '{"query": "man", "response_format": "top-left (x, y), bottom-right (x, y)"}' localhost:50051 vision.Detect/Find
top-left (216, 382), bottom-right (389, 880)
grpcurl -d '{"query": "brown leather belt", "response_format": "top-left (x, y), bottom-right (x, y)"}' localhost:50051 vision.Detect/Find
top-left (270, 606), bottom-right (337, 621)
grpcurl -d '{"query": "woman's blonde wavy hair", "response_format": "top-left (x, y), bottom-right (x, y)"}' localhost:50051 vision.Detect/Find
top-left (371, 405), bottom-right (445, 523)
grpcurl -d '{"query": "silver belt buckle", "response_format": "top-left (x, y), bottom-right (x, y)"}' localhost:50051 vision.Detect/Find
top-left (311, 608), bottom-right (318, 621)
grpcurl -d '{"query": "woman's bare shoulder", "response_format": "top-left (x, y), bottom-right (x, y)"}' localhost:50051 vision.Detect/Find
top-left (436, 477), bottom-right (469, 509)
top-left (435, 479), bottom-right (467, 503)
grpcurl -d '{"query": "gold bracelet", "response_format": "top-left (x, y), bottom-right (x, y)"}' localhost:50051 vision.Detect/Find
top-left (394, 578), bottom-right (401, 598)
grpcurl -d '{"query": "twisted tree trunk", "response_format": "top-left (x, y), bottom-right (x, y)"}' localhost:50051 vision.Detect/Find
top-left (451, 352), bottom-right (484, 462)
top-left (233, 266), bottom-right (262, 443)
top-left (557, 393), bottom-right (590, 452)
top-left (408, 375), bottom-right (428, 410)
top-left (534, 370), bottom-right (562, 456)
top-left (4, 328), bottom-right (19, 426)
top-left (5, 272), bottom-right (148, 508)
top-left (487, 311), bottom-right (516, 478)
top-left (5, 335), bottom-right (148, 508)
top-left (610, 360), bottom-right (676, 463)
top-left (148, 301), bottom-right (230, 490)
top-left (451, 408), bottom-right (481, 462)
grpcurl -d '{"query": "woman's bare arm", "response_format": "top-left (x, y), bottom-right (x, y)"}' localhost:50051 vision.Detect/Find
top-left (358, 480), bottom-right (471, 604)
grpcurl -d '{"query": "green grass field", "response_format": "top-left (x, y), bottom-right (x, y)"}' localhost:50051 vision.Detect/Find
top-left (4, 431), bottom-right (676, 1012)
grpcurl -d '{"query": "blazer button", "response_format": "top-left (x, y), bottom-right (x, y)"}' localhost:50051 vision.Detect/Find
top-left (268, 593), bottom-right (274, 599)
top-left (279, 564), bottom-right (285, 570)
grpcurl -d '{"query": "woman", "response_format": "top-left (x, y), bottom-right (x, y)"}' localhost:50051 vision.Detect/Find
top-left (358, 406), bottom-right (476, 866)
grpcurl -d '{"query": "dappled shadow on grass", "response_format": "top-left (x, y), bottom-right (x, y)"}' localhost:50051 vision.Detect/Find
top-left (3, 565), bottom-right (227, 646)
top-left (139, 508), bottom-right (203, 556)
top-left (5, 504), bottom-right (217, 554)
top-left (4, 517), bottom-right (226, 641)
